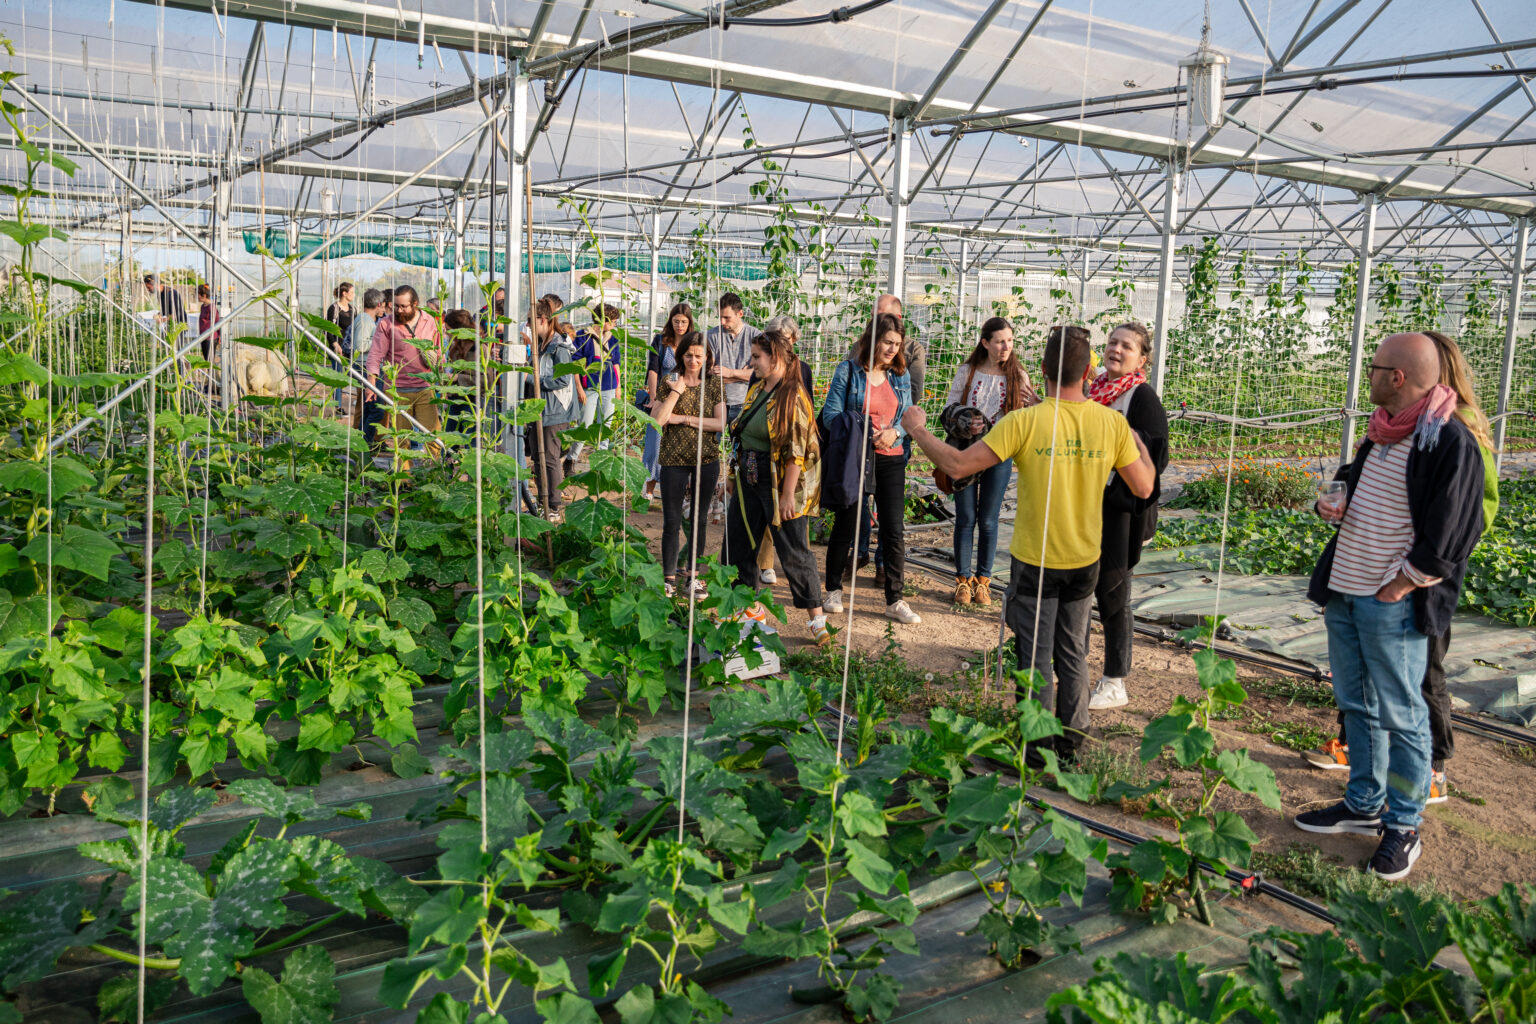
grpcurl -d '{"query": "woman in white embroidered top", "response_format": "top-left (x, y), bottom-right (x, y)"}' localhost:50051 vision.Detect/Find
top-left (942, 317), bottom-right (1038, 607)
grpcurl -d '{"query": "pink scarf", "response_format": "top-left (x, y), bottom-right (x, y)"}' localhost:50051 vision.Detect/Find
top-left (1087, 370), bottom-right (1145, 407)
top-left (1367, 383), bottom-right (1457, 450)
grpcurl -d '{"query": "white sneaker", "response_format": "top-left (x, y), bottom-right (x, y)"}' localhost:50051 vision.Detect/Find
top-left (824, 589), bottom-right (844, 614)
top-left (1088, 677), bottom-right (1128, 710)
top-left (760, 567), bottom-right (777, 585)
top-left (886, 600), bottom-right (921, 624)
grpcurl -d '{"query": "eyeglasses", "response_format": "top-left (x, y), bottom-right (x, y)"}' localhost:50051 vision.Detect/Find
top-left (1366, 362), bottom-right (1397, 375)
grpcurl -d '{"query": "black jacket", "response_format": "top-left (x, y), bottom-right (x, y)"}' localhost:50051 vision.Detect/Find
top-left (1101, 385), bottom-right (1170, 571)
top-left (1306, 416), bottom-right (1486, 636)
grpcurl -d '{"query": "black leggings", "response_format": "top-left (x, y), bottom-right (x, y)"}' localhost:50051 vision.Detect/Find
top-left (825, 452), bottom-right (906, 605)
top-left (659, 461), bottom-right (719, 579)
top-left (725, 471), bottom-right (822, 611)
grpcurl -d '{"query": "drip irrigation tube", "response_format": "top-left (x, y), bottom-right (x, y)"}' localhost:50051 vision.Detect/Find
top-left (901, 552), bottom-right (1536, 750)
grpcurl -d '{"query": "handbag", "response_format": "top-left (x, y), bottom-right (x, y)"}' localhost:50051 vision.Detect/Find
top-left (933, 364), bottom-right (983, 495)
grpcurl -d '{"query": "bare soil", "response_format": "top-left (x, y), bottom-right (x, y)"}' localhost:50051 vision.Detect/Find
top-left (615, 492), bottom-right (1535, 902)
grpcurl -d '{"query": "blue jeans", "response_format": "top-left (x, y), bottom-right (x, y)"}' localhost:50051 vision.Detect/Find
top-left (1325, 594), bottom-right (1432, 829)
top-left (953, 458), bottom-right (1013, 578)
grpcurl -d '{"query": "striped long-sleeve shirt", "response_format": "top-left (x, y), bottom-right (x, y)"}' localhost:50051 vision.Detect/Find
top-left (1328, 440), bottom-right (1443, 595)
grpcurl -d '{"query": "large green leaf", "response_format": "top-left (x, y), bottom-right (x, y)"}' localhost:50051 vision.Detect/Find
top-left (836, 789), bottom-right (888, 838)
top-left (843, 838), bottom-right (900, 894)
top-left (228, 777), bottom-right (370, 827)
top-left (0, 591), bottom-right (58, 642)
top-left (131, 842), bottom-right (295, 995)
top-left (96, 975), bottom-right (177, 1022)
top-left (263, 478), bottom-right (345, 518)
top-left (1214, 749), bottom-right (1281, 810)
top-left (21, 524), bottom-right (123, 581)
top-left (0, 456), bottom-right (94, 496)
top-left (0, 883), bottom-right (114, 988)
top-left (1180, 811), bottom-right (1258, 869)
top-left (241, 945), bottom-right (339, 1024)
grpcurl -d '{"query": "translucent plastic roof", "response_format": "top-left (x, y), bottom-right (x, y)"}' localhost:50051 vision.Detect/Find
top-left (4, 0), bottom-right (1533, 276)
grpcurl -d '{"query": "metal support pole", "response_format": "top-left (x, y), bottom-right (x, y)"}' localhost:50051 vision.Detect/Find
top-left (214, 175), bottom-right (233, 409)
top-left (452, 195), bottom-right (465, 308)
top-left (887, 119), bottom-right (912, 301)
top-left (567, 236), bottom-right (578, 302)
top-left (957, 238), bottom-right (969, 350)
top-left (1494, 216), bottom-right (1530, 470)
top-left (502, 69), bottom-right (528, 457)
top-left (1148, 162), bottom-right (1180, 393)
top-left (1340, 192), bottom-right (1380, 464)
top-left (647, 210), bottom-right (662, 338)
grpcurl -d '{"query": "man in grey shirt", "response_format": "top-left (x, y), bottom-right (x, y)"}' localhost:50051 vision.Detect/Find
top-left (705, 292), bottom-right (760, 423)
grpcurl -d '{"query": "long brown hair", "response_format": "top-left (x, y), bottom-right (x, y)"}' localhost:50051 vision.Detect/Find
top-left (853, 312), bottom-right (907, 375)
top-left (541, 292), bottom-right (574, 338)
top-left (444, 309), bottom-right (478, 362)
top-left (753, 330), bottom-right (808, 446)
top-left (963, 316), bottom-right (1032, 413)
top-left (1424, 330), bottom-right (1495, 452)
top-left (661, 302), bottom-right (694, 349)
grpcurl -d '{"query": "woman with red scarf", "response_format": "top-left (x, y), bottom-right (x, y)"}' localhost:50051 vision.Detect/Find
top-left (1084, 322), bottom-right (1169, 712)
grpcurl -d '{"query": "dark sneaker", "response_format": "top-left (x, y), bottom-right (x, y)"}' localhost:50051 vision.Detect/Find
top-left (1294, 800), bottom-right (1383, 836)
top-left (1368, 827), bottom-right (1422, 881)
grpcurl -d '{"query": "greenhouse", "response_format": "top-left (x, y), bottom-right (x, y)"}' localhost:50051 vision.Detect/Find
top-left (1, 0), bottom-right (1534, 1021)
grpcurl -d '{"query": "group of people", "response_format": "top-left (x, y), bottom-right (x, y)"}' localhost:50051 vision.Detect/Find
top-left (338, 278), bottom-right (1491, 884)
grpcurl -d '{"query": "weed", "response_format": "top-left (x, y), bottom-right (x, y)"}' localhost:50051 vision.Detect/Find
top-left (1230, 708), bottom-right (1331, 753)
top-left (1251, 843), bottom-right (1447, 905)
top-left (1496, 741), bottom-right (1536, 769)
top-left (1072, 744), bottom-right (1153, 804)
top-left (1250, 675), bottom-right (1337, 709)
top-left (1448, 783), bottom-right (1486, 806)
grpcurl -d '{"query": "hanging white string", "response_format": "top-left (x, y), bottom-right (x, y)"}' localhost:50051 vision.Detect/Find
top-left (676, 2), bottom-right (729, 842)
top-left (1014, 0), bottom-right (1094, 711)
top-left (136, 376), bottom-right (155, 1024)
top-left (831, 0), bottom-right (907, 769)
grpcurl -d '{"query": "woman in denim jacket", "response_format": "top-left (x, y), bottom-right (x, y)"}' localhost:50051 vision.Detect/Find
top-left (819, 311), bottom-right (920, 624)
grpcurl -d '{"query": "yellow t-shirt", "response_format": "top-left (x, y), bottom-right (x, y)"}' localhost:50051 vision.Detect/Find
top-left (983, 399), bottom-right (1140, 570)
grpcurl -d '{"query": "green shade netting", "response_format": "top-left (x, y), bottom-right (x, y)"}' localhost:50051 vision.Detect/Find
top-left (242, 230), bottom-right (769, 280)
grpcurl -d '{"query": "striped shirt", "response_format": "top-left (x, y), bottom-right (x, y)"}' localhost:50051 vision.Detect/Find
top-left (1328, 441), bottom-right (1442, 595)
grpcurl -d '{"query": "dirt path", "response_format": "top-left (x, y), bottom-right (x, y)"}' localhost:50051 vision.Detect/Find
top-left (612, 491), bottom-right (1534, 902)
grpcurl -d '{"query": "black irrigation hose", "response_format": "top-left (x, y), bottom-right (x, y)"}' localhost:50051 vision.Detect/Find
top-left (902, 552), bottom-right (1536, 750)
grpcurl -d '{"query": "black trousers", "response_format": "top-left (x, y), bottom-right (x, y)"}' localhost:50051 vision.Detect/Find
top-left (1089, 565), bottom-right (1134, 679)
top-left (526, 423), bottom-right (567, 511)
top-left (825, 452), bottom-right (906, 605)
top-left (1335, 626), bottom-right (1454, 769)
top-left (659, 461), bottom-right (719, 579)
top-left (725, 471), bottom-right (822, 611)
top-left (1006, 558), bottom-right (1099, 759)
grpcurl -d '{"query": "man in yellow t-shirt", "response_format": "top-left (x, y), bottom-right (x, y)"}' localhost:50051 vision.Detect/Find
top-left (902, 326), bottom-right (1153, 764)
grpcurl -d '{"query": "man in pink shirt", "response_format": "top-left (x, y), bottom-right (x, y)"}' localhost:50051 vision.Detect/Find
top-left (364, 285), bottom-right (443, 452)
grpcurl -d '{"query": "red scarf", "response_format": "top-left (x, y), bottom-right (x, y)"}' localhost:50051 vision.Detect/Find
top-left (1367, 384), bottom-right (1457, 450)
top-left (1087, 369), bottom-right (1145, 407)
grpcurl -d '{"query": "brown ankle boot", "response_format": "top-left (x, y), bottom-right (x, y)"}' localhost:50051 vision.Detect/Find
top-left (973, 576), bottom-right (992, 606)
top-left (953, 575), bottom-right (973, 605)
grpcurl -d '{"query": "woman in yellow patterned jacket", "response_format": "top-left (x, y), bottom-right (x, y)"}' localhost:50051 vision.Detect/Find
top-left (724, 329), bottom-right (831, 644)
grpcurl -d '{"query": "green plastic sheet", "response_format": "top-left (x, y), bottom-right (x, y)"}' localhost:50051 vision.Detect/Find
top-left (242, 229), bottom-right (770, 280)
